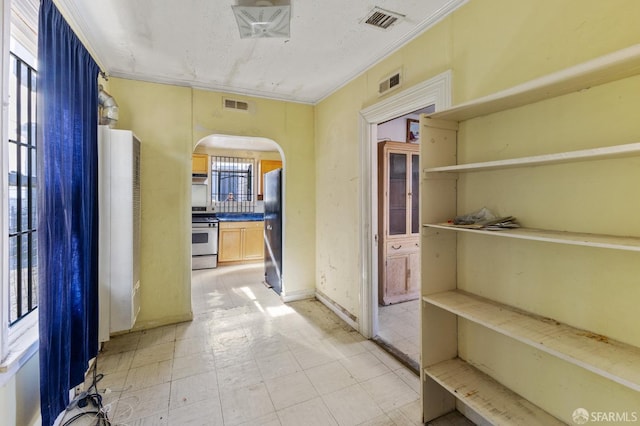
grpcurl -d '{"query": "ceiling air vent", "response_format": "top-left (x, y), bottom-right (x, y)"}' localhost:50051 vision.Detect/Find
top-left (378, 70), bottom-right (402, 96)
top-left (362, 7), bottom-right (404, 30)
top-left (223, 98), bottom-right (250, 111)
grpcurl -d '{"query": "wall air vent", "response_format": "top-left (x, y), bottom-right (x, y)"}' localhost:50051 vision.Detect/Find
top-left (378, 70), bottom-right (402, 96)
top-left (223, 98), bottom-right (250, 111)
top-left (362, 7), bottom-right (404, 30)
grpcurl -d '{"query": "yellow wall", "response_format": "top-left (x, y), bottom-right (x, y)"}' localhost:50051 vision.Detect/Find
top-left (0, 353), bottom-right (40, 425)
top-left (316, 0), bottom-right (640, 329)
top-left (191, 90), bottom-right (315, 299)
top-left (316, 0), bottom-right (640, 420)
top-left (106, 79), bottom-right (194, 329)
top-left (107, 79), bottom-right (316, 327)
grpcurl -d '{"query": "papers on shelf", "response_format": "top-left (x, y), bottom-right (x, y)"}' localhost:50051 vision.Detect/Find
top-left (441, 216), bottom-right (520, 231)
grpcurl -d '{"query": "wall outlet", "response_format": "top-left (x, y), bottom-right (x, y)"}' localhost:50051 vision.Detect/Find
top-left (74, 383), bottom-right (84, 397)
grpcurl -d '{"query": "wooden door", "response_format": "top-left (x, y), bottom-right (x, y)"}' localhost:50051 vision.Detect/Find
top-left (192, 154), bottom-right (208, 174)
top-left (407, 248), bottom-right (420, 296)
top-left (383, 255), bottom-right (409, 305)
top-left (259, 160), bottom-right (282, 197)
top-left (219, 227), bottom-right (242, 262)
top-left (243, 225), bottom-right (264, 260)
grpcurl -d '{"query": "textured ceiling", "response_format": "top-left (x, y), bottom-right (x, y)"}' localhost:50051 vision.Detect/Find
top-left (54, 0), bottom-right (466, 104)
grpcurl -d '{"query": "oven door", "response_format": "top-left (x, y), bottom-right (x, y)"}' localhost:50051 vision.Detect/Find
top-left (192, 226), bottom-right (218, 256)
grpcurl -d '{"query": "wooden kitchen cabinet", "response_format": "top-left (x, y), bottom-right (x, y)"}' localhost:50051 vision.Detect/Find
top-left (258, 160), bottom-right (282, 197)
top-left (219, 221), bottom-right (264, 264)
top-left (384, 238), bottom-right (420, 303)
top-left (243, 225), bottom-right (264, 260)
top-left (192, 154), bottom-right (209, 174)
top-left (378, 141), bottom-right (420, 305)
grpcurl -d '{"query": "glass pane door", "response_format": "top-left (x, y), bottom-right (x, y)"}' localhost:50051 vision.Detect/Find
top-left (388, 153), bottom-right (407, 235)
top-left (411, 153), bottom-right (420, 234)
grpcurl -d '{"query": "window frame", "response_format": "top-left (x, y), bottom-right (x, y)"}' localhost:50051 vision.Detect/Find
top-left (210, 155), bottom-right (256, 213)
top-left (1, 0), bottom-right (39, 374)
top-left (8, 50), bottom-right (38, 327)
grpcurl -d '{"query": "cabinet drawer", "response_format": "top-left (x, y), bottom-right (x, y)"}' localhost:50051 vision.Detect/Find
top-left (386, 239), bottom-right (419, 256)
top-left (219, 220), bottom-right (263, 229)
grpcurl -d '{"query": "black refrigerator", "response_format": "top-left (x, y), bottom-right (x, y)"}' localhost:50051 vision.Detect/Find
top-left (264, 168), bottom-right (283, 294)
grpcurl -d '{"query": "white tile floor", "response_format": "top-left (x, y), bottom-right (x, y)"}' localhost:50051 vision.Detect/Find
top-left (67, 264), bottom-right (426, 425)
top-left (377, 299), bottom-right (421, 365)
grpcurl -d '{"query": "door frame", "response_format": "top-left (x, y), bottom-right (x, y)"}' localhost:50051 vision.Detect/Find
top-left (358, 70), bottom-right (452, 338)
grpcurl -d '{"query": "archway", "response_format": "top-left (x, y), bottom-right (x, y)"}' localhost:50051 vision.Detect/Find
top-left (191, 134), bottom-right (286, 295)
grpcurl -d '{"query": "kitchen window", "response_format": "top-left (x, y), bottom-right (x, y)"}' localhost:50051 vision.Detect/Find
top-left (211, 156), bottom-right (255, 212)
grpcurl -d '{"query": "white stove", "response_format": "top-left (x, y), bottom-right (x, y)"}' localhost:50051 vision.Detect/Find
top-left (192, 214), bottom-right (219, 269)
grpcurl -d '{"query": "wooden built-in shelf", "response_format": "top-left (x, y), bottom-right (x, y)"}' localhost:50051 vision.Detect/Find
top-left (424, 358), bottom-right (564, 425)
top-left (423, 142), bottom-right (640, 174)
top-left (427, 44), bottom-right (640, 122)
top-left (420, 44), bottom-right (640, 424)
top-left (423, 290), bottom-right (640, 391)
top-left (423, 224), bottom-right (640, 252)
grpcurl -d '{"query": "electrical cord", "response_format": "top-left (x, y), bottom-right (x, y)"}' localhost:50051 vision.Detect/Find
top-left (62, 358), bottom-right (112, 426)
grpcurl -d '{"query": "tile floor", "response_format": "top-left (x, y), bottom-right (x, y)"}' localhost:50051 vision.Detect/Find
top-left (65, 264), bottom-right (427, 425)
top-left (377, 299), bottom-right (421, 365)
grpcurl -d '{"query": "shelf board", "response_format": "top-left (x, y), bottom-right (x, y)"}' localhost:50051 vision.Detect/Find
top-left (423, 224), bottom-right (640, 252)
top-left (428, 44), bottom-right (640, 121)
top-left (424, 358), bottom-right (563, 425)
top-left (423, 290), bottom-right (640, 391)
top-left (424, 142), bottom-right (640, 173)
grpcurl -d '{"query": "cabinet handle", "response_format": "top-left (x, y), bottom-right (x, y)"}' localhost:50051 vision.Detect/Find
top-left (391, 245), bottom-right (402, 250)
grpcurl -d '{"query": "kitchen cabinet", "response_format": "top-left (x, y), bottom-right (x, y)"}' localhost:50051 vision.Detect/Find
top-left (258, 159), bottom-right (282, 197)
top-left (192, 154), bottom-right (209, 175)
top-left (419, 46), bottom-right (640, 425)
top-left (378, 141), bottom-right (419, 305)
top-left (219, 221), bottom-right (264, 263)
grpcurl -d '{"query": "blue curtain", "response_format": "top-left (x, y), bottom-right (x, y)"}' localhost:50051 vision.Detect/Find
top-left (37, 0), bottom-right (100, 424)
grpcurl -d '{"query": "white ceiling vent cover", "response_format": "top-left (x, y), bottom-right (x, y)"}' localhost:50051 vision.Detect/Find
top-left (362, 7), bottom-right (404, 30)
top-left (224, 98), bottom-right (250, 112)
top-left (232, 3), bottom-right (291, 39)
top-left (378, 70), bottom-right (402, 96)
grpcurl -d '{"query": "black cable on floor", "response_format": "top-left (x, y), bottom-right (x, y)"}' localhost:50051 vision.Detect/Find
top-left (62, 358), bottom-right (111, 425)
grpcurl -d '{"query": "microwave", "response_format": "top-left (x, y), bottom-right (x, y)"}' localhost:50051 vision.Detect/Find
top-left (192, 184), bottom-right (208, 211)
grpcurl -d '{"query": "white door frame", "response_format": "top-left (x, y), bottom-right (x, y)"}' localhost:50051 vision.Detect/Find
top-left (358, 70), bottom-right (452, 338)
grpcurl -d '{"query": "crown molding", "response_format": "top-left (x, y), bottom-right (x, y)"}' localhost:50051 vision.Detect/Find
top-left (52, 0), bottom-right (108, 71)
top-left (109, 69), bottom-right (317, 105)
top-left (51, 0), bottom-right (466, 105)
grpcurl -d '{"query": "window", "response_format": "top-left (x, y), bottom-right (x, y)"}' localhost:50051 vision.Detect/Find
top-left (2, 0), bottom-right (40, 370)
top-left (211, 156), bottom-right (254, 212)
top-left (7, 52), bottom-right (37, 326)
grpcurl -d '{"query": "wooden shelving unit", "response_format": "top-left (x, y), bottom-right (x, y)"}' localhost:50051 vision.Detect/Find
top-left (423, 142), bottom-right (640, 173)
top-left (423, 224), bottom-right (640, 252)
top-left (424, 358), bottom-right (564, 426)
top-left (423, 290), bottom-right (640, 391)
top-left (419, 43), bottom-right (640, 424)
top-left (427, 44), bottom-right (640, 122)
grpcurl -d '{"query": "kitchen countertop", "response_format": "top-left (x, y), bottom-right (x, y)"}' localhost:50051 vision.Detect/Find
top-left (215, 212), bottom-right (264, 222)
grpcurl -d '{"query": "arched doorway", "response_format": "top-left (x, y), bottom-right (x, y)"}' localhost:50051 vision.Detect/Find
top-left (191, 134), bottom-right (286, 294)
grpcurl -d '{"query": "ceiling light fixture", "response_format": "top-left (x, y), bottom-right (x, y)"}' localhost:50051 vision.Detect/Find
top-left (232, 1), bottom-right (291, 39)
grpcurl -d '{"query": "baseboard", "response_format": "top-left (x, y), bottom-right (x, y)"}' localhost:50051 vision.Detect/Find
top-left (315, 291), bottom-right (359, 331)
top-left (128, 312), bottom-right (194, 333)
top-left (280, 288), bottom-right (315, 303)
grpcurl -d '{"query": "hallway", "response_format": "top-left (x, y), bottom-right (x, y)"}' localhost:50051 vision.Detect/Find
top-left (86, 264), bottom-right (422, 425)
